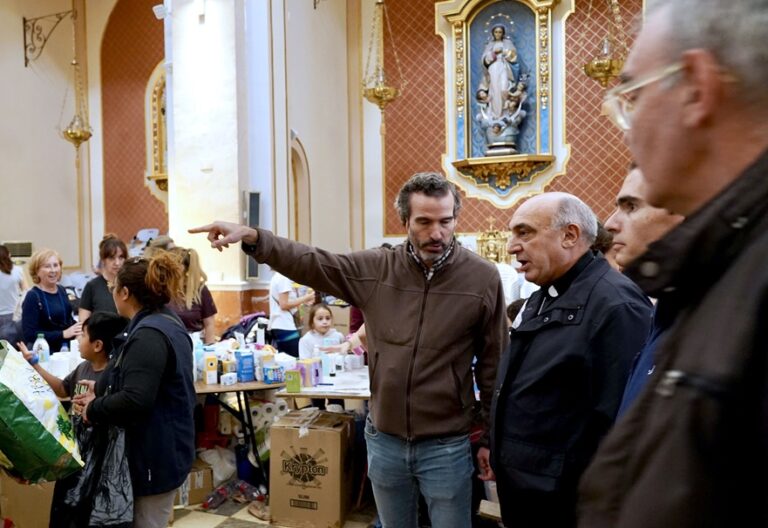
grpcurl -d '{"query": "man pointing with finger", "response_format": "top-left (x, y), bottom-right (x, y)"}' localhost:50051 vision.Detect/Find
top-left (191, 172), bottom-right (508, 528)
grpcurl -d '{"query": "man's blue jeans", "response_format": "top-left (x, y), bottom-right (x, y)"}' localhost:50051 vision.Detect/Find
top-left (364, 415), bottom-right (473, 528)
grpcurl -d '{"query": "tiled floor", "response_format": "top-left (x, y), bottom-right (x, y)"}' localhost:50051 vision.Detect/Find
top-left (168, 501), bottom-right (377, 528)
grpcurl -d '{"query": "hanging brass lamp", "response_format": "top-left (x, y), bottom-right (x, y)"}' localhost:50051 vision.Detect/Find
top-left (62, 6), bottom-right (92, 150)
top-left (583, 0), bottom-right (628, 88)
top-left (362, 0), bottom-right (406, 132)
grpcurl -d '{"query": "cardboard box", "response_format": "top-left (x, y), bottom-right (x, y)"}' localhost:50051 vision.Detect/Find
top-left (174, 458), bottom-right (214, 506)
top-left (270, 409), bottom-right (355, 528)
top-left (0, 473), bottom-right (55, 528)
top-left (329, 305), bottom-right (349, 335)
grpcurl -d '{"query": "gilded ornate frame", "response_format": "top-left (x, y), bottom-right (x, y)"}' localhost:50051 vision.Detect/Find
top-left (144, 61), bottom-right (168, 207)
top-left (436, 0), bottom-right (562, 207)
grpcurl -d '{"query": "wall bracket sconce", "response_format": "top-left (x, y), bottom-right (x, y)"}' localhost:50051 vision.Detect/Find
top-left (23, 4), bottom-right (92, 150)
top-left (23, 9), bottom-right (73, 67)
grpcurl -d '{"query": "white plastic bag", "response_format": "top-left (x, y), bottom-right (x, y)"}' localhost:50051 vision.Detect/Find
top-left (0, 341), bottom-right (83, 482)
top-left (198, 446), bottom-right (236, 486)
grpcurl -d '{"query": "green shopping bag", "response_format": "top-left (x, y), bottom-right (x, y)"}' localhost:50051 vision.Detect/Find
top-left (0, 340), bottom-right (83, 482)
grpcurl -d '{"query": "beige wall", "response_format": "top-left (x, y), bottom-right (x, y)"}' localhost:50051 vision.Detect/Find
top-left (0, 0), bottom-right (85, 269)
top-left (284, 0), bottom-right (352, 253)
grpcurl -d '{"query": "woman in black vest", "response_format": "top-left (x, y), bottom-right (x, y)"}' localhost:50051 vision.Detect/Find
top-left (75, 253), bottom-right (195, 528)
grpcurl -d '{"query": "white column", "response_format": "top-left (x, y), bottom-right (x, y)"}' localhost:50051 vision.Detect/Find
top-left (166, 0), bottom-right (246, 287)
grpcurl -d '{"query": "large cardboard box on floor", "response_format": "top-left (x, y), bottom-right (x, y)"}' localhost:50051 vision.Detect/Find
top-left (270, 409), bottom-right (355, 528)
top-left (0, 472), bottom-right (55, 527)
top-left (174, 458), bottom-right (214, 506)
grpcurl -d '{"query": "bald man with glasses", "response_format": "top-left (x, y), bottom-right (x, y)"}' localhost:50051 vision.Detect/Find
top-left (579, 1), bottom-right (768, 526)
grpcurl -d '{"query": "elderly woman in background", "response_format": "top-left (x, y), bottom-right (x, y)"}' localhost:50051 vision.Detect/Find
top-left (168, 247), bottom-right (218, 344)
top-left (21, 249), bottom-right (82, 350)
top-left (0, 245), bottom-right (26, 343)
top-left (79, 234), bottom-right (127, 320)
top-left (74, 253), bottom-right (195, 528)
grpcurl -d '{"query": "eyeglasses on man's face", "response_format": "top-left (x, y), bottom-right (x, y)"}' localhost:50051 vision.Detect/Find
top-left (602, 62), bottom-right (684, 131)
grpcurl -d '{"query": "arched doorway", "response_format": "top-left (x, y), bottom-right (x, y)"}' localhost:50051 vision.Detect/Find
top-left (289, 134), bottom-right (311, 244)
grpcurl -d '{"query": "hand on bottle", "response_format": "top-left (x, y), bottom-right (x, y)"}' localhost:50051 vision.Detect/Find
top-left (188, 221), bottom-right (259, 252)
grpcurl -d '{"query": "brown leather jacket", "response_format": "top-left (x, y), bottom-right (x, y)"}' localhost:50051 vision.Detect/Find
top-left (246, 229), bottom-right (507, 440)
top-left (578, 149), bottom-right (768, 527)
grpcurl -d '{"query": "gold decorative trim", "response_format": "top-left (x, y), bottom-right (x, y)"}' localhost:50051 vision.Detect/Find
top-left (438, 0), bottom-right (561, 202)
top-left (453, 154), bottom-right (555, 191)
top-left (537, 8), bottom-right (550, 111)
top-left (477, 218), bottom-right (512, 264)
top-left (454, 22), bottom-right (465, 117)
top-left (149, 74), bottom-right (166, 179)
top-left (143, 61), bottom-right (168, 207)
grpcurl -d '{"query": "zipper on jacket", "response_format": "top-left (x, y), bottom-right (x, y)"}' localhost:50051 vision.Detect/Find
top-left (655, 369), bottom-right (729, 399)
top-left (405, 278), bottom-right (431, 440)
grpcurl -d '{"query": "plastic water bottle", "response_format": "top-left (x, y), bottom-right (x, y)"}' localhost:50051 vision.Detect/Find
top-left (33, 334), bottom-right (50, 362)
top-left (60, 343), bottom-right (69, 353)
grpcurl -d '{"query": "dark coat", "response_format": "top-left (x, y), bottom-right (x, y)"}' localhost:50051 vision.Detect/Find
top-left (88, 308), bottom-right (195, 496)
top-left (578, 149), bottom-right (768, 528)
top-left (491, 254), bottom-right (652, 526)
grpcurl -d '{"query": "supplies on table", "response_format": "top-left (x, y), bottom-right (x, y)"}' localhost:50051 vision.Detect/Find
top-left (297, 358), bottom-right (321, 387)
top-left (203, 350), bottom-right (218, 385)
top-left (0, 341), bottom-right (83, 482)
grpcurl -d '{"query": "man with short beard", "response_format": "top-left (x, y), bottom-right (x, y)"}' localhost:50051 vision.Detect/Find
top-left (191, 172), bottom-right (507, 528)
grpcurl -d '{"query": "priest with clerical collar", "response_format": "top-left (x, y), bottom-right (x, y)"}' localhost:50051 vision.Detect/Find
top-left (477, 192), bottom-right (653, 528)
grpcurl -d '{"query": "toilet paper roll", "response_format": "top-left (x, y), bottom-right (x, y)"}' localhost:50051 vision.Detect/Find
top-left (251, 405), bottom-right (263, 422)
top-left (261, 402), bottom-right (276, 418)
top-left (232, 424), bottom-right (243, 438)
top-left (275, 398), bottom-right (289, 416)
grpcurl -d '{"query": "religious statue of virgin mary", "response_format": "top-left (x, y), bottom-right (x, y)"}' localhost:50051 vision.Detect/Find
top-left (475, 23), bottom-right (528, 156)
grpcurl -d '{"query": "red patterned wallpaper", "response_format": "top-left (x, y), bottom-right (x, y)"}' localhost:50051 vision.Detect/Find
top-left (101, 0), bottom-right (167, 242)
top-left (550, 0), bottom-right (640, 219)
top-left (383, 0), bottom-right (641, 233)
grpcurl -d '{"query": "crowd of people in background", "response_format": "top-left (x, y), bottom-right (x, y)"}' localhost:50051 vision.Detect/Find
top-left (2, 0), bottom-right (767, 525)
